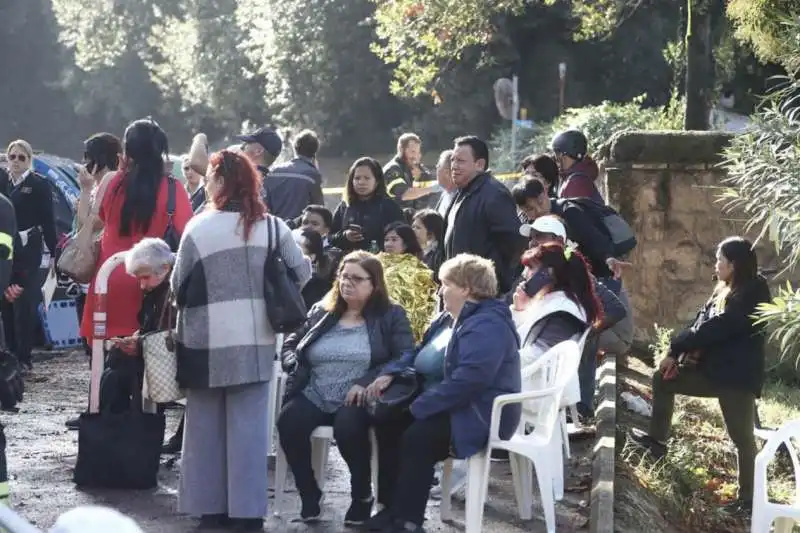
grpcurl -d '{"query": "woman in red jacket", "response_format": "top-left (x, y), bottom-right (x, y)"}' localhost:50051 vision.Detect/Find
top-left (80, 118), bottom-right (192, 346)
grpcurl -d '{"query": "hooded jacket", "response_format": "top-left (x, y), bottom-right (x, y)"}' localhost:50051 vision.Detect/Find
top-left (558, 156), bottom-right (603, 203)
top-left (403, 299), bottom-right (522, 458)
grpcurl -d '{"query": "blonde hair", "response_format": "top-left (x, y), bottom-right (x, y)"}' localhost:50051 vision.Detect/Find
top-left (397, 133), bottom-right (421, 154)
top-left (6, 139), bottom-right (33, 168)
top-left (439, 253), bottom-right (497, 300)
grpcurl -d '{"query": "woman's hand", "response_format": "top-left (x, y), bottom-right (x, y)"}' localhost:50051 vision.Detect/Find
top-left (4, 285), bottom-right (23, 303)
top-left (345, 384), bottom-right (367, 406)
top-left (344, 229), bottom-right (364, 243)
top-left (114, 335), bottom-right (139, 356)
top-left (365, 375), bottom-right (393, 401)
top-left (78, 166), bottom-right (95, 189)
top-left (512, 286), bottom-right (530, 311)
top-left (659, 356), bottom-right (678, 380)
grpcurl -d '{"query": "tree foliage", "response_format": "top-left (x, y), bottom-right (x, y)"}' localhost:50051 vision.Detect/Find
top-left (727, 0), bottom-right (800, 73)
top-left (722, 15), bottom-right (800, 366)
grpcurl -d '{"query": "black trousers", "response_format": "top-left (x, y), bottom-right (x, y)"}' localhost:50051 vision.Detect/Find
top-left (276, 394), bottom-right (407, 505)
top-left (387, 412), bottom-right (452, 526)
top-left (1, 270), bottom-right (40, 366)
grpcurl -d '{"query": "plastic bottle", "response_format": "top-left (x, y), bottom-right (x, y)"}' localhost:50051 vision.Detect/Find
top-left (369, 240), bottom-right (380, 254)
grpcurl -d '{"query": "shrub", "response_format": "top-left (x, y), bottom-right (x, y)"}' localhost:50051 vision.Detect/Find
top-left (490, 94), bottom-right (685, 172)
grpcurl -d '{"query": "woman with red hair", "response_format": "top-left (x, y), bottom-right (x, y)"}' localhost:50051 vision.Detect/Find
top-left (171, 149), bottom-right (311, 530)
top-left (511, 241), bottom-right (605, 420)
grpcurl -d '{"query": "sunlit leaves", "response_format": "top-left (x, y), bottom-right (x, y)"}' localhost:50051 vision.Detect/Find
top-left (727, 0), bottom-right (800, 74)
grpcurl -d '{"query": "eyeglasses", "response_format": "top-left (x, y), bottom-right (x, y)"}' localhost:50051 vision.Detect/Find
top-left (339, 273), bottom-right (371, 284)
top-left (8, 154), bottom-right (27, 162)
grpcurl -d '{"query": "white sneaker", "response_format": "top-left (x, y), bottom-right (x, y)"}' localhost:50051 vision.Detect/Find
top-left (430, 461), bottom-right (467, 500)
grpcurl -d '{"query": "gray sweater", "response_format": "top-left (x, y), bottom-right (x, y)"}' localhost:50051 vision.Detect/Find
top-left (171, 210), bottom-right (312, 389)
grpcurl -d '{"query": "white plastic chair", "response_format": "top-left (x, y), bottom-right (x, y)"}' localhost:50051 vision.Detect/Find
top-left (272, 368), bottom-right (379, 516)
top-left (441, 340), bottom-right (581, 533)
top-left (751, 419), bottom-right (800, 533)
top-left (558, 327), bottom-right (592, 462)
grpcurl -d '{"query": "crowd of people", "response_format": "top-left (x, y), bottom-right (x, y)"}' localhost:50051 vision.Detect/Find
top-left (0, 117), bottom-right (769, 530)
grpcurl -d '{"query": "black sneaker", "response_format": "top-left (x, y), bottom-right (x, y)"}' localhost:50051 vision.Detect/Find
top-left (65, 417), bottom-right (81, 431)
top-left (229, 518), bottom-right (264, 531)
top-left (721, 498), bottom-right (752, 517)
top-left (626, 428), bottom-right (667, 459)
top-left (162, 436), bottom-right (182, 455)
top-left (299, 491), bottom-right (322, 523)
top-left (344, 497), bottom-right (374, 526)
top-left (363, 508), bottom-right (393, 531)
top-left (197, 514), bottom-right (230, 529)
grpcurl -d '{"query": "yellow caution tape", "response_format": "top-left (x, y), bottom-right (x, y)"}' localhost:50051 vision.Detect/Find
top-left (321, 172), bottom-right (522, 196)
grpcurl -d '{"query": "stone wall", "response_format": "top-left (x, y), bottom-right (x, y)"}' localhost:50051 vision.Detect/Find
top-left (600, 131), bottom-right (783, 343)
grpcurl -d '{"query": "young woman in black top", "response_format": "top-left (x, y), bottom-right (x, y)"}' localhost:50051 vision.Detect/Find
top-left (629, 236), bottom-right (771, 516)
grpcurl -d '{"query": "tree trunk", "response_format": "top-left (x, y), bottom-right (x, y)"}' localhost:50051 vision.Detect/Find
top-left (684, 0), bottom-right (712, 130)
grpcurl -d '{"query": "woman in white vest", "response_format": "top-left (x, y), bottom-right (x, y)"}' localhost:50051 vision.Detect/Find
top-left (511, 241), bottom-right (604, 408)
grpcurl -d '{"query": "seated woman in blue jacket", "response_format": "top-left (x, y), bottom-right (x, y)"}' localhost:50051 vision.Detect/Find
top-left (361, 253), bottom-right (522, 533)
top-left (629, 236), bottom-right (771, 516)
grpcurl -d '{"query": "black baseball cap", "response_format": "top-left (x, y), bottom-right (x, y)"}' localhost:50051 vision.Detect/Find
top-left (236, 127), bottom-right (283, 157)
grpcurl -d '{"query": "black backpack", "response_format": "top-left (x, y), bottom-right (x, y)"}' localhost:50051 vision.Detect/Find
top-left (560, 197), bottom-right (637, 257)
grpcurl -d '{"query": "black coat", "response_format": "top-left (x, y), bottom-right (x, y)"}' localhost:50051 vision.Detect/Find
top-left (443, 173), bottom-right (527, 294)
top-left (281, 302), bottom-right (413, 400)
top-left (329, 195), bottom-right (404, 254)
top-left (670, 276), bottom-right (772, 397)
top-left (0, 168), bottom-right (57, 283)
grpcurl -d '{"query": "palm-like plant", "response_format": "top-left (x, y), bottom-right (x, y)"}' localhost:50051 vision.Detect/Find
top-left (721, 15), bottom-right (800, 363)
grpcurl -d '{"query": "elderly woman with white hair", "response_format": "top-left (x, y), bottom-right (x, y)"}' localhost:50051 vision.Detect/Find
top-left (102, 237), bottom-right (176, 414)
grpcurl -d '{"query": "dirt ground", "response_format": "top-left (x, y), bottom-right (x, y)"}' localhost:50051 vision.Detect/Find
top-left (4, 350), bottom-right (594, 533)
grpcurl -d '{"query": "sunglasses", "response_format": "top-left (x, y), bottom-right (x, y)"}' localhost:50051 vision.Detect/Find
top-left (8, 154), bottom-right (27, 162)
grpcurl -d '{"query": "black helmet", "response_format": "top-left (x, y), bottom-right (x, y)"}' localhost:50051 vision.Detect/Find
top-left (550, 129), bottom-right (588, 160)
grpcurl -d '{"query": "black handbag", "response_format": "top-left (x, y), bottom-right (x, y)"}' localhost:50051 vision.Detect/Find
top-left (74, 372), bottom-right (165, 490)
top-left (367, 368), bottom-right (421, 422)
top-left (0, 350), bottom-right (23, 412)
top-left (263, 215), bottom-right (307, 333)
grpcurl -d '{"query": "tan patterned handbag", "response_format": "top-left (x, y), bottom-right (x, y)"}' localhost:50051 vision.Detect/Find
top-left (141, 292), bottom-right (184, 403)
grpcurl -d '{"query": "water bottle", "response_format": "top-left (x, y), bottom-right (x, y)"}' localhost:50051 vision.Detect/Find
top-left (369, 240), bottom-right (380, 254)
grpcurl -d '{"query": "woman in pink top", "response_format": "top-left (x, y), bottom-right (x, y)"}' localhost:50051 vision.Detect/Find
top-left (80, 119), bottom-right (192, 343)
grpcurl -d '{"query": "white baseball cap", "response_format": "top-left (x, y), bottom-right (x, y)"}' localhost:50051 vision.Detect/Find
top-left (519, 215), bottom-right (567, 240)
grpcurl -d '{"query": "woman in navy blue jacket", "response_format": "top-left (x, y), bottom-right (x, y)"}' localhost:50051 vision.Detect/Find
top-left (362, 253), bottom-right (522, 533)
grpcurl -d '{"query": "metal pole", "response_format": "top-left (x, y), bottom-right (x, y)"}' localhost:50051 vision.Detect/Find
top-left (511, 75), bottom-right (520, 159)
top-left (558, 63), bottom-right (567, 114)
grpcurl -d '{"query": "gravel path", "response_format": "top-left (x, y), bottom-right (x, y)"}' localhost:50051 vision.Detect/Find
top-left (4, 351), bottom-right (592, 533)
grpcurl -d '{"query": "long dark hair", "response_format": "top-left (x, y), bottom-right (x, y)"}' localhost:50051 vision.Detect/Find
top-left (321, 251), bottom-right (390, 315)
top-left (343, 157), bottom-right (387, 205)
top-left (521, 242), bottom-right (604, 327)
top-left (412, 209), bottom-right (444, 245)
top-left (384, 221), bottom-right (423, 258)
top-left (208, 150), bottom-right (266, 241)
top-left (717, 236), bottom-right (759, 293)
top-left (301, 229), bottom-right (329, 271)
top-left (115, 118), bottom-right (169, 236)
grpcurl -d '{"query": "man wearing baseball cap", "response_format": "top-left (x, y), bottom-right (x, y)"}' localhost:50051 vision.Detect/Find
top-left (236, 127), bottom-right (282, 171)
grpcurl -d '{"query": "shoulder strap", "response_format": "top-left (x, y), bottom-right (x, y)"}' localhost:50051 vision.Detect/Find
top-left (166, 176), bottom-right (176, 218)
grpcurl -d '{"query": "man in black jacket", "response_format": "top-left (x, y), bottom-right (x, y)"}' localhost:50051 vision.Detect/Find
top-left (0, 141), bottom-right (57, 371)
top-left (443, 136), bottom-right (526, 295)
top-left (265, 129), bottom-right (324, 220)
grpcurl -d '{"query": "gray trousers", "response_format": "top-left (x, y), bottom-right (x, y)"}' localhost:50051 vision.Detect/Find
top-left (179, 381), bottom-right (271, 519)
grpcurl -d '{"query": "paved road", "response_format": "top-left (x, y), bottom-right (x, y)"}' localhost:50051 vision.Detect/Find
top-left (5, 351), bottom-right (592, 532)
